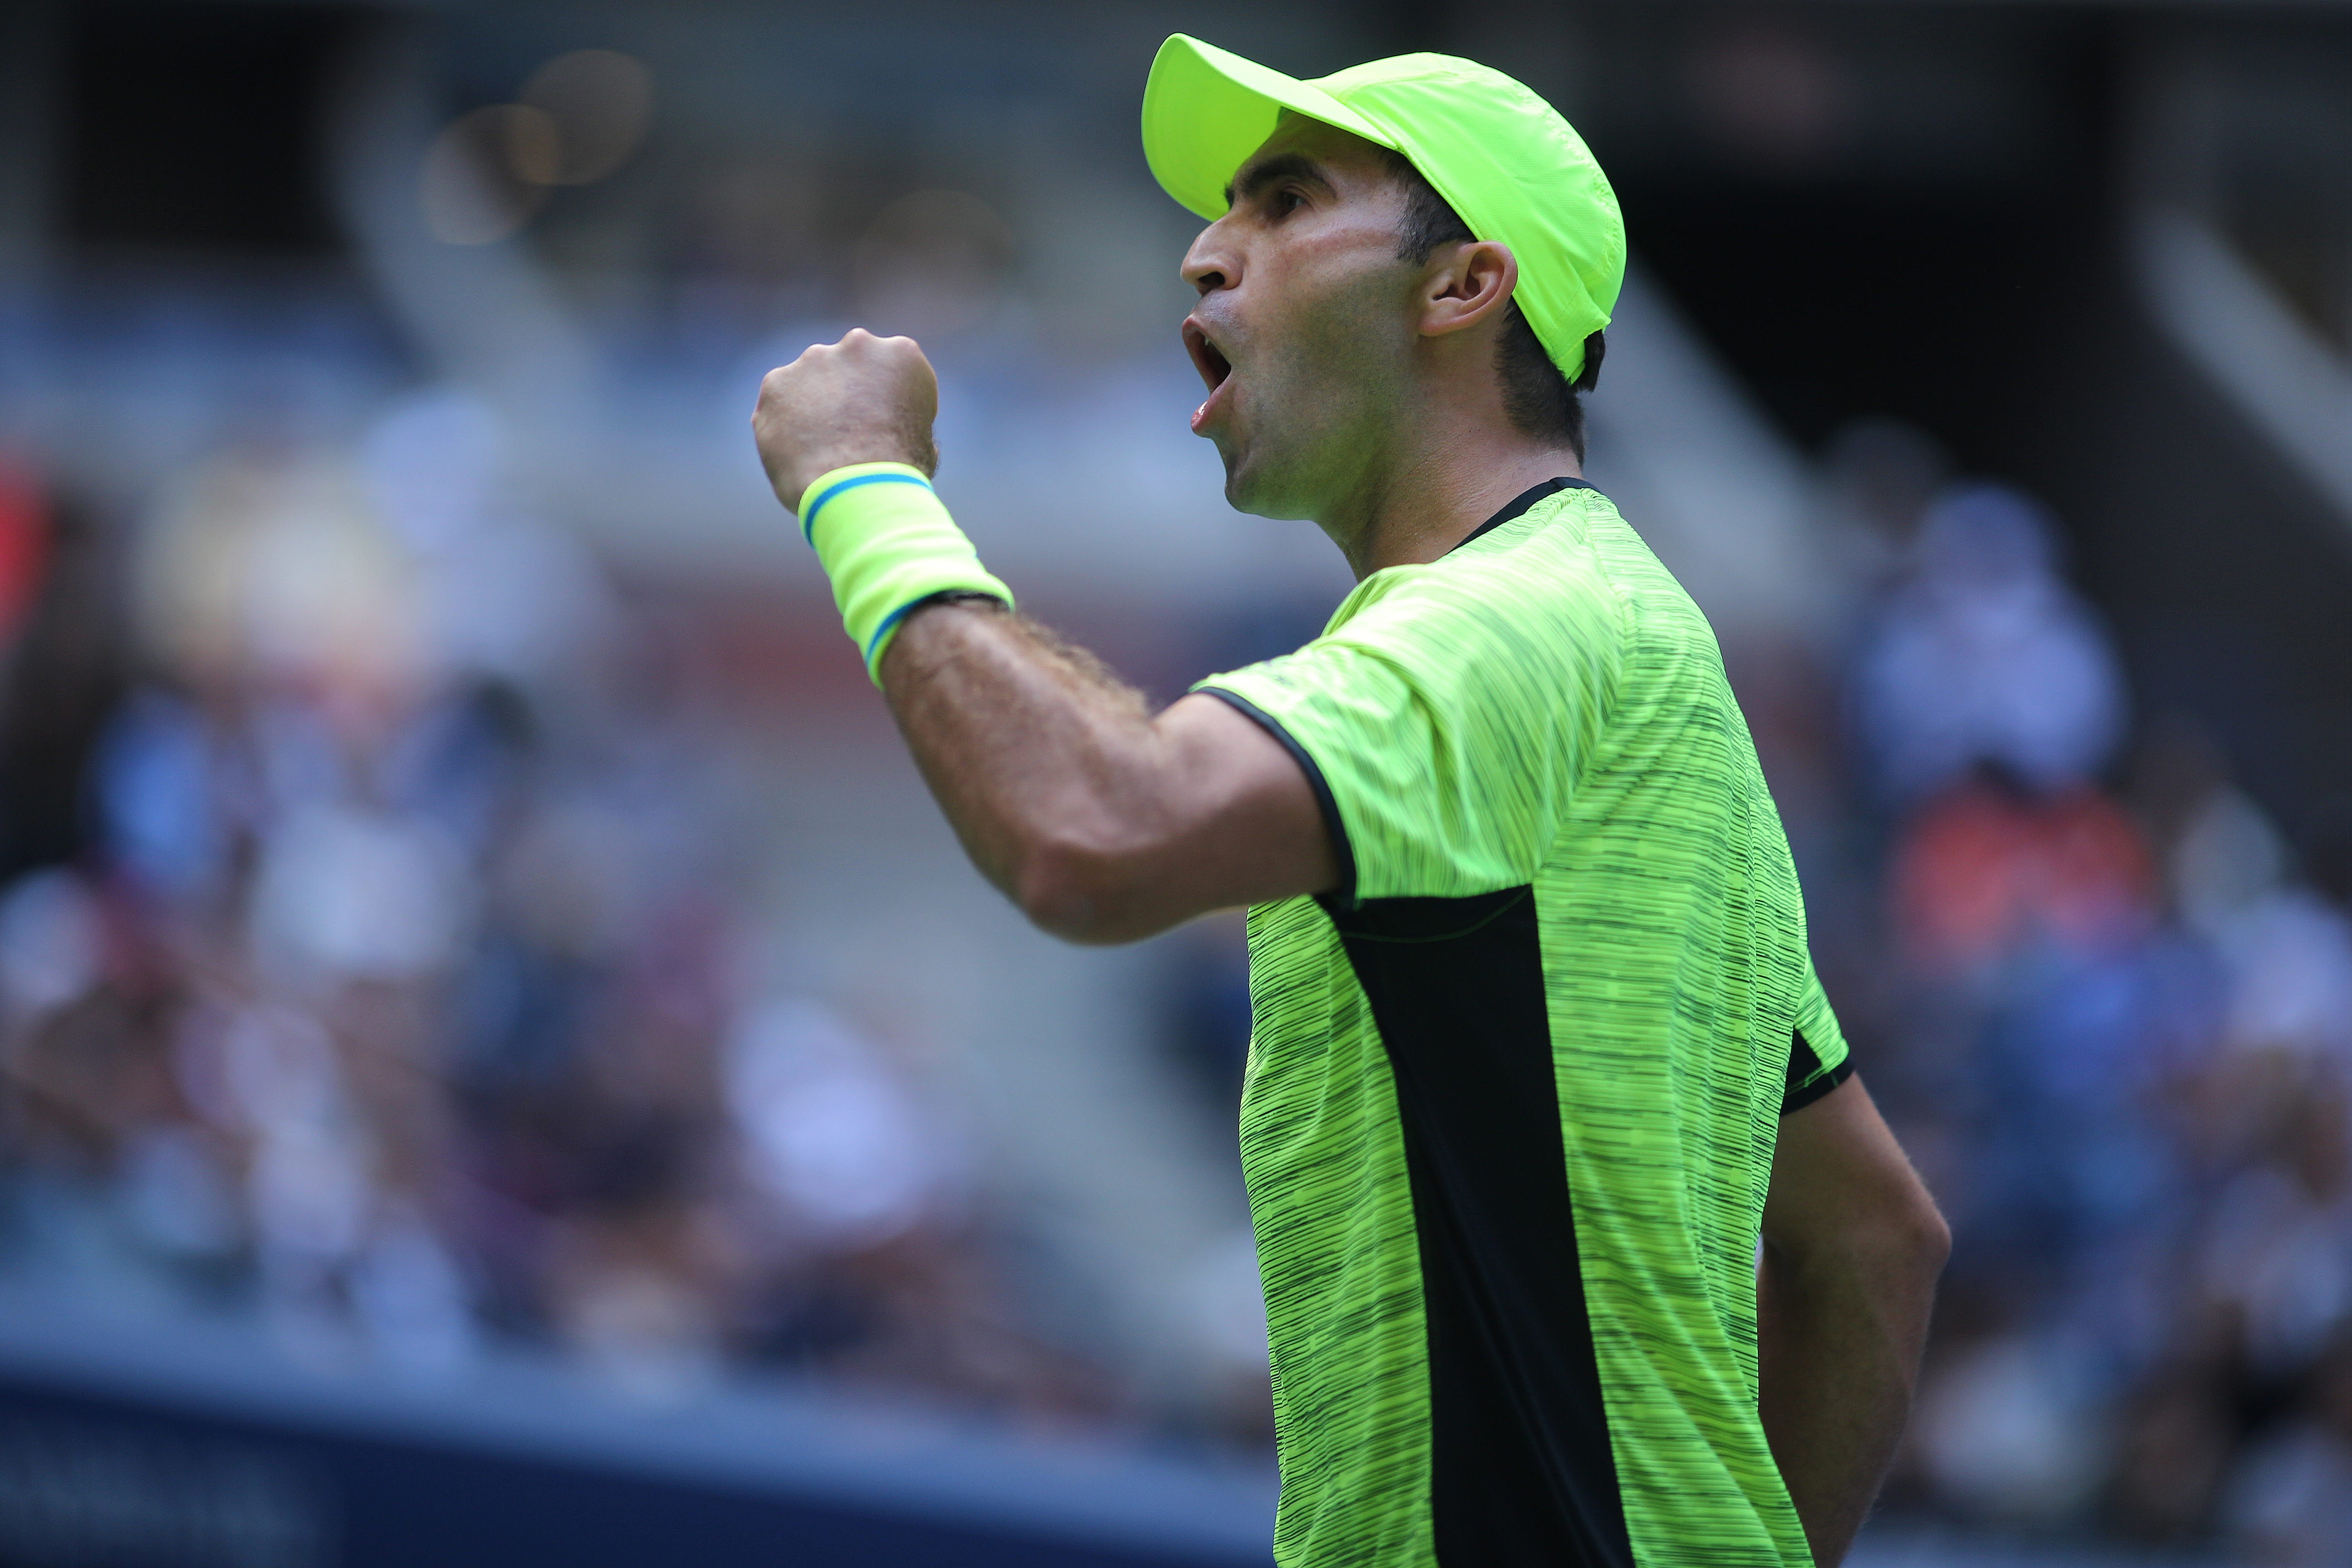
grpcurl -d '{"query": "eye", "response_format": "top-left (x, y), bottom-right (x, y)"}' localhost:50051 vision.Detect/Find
top-left (1271, 186), bottom-right (1306, 216)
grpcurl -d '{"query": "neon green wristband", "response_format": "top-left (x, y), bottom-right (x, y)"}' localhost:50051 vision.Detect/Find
top-left (795, 462), bottom-right (1013, 683)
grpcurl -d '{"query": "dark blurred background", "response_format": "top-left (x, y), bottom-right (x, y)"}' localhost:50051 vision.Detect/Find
top-left (1, 1), bottom-right (2349, 1563)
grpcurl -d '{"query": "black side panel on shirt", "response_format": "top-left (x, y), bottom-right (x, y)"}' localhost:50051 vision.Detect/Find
top-left (1321, 886), bottom-right (1633, 1568)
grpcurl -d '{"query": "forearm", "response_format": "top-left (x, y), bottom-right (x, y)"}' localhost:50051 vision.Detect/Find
top-left (879, 598), bottom-right (1169, 936)
top-left (1755, 1235), bottom-right (1940, 1566)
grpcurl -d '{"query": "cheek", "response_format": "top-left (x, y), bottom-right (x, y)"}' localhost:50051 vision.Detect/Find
top-left (1257, 303), bottom-right (1398, 435)
top-left (1271, 249), bottom-right (1411, 371)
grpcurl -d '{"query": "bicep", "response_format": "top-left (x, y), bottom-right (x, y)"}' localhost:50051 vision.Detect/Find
top-left (1761, 1074), bottom-right (1946, 1265)
top-left (1139, 692), bottom-right (1341, 918)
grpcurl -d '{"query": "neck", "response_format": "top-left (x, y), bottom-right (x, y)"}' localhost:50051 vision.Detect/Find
top-left (1312, 403), bottom-right (1582, 581)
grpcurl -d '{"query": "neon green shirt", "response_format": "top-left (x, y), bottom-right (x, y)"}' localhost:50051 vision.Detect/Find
top-left (1198, 480), bottom-right (1850, 1568)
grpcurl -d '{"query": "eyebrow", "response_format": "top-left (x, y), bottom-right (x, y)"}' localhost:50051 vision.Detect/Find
top-left (1223, 152), bottom-right (1330, 212)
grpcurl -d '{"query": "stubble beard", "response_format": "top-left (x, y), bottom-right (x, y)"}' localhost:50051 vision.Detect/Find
top-left (1223, 328), bottom-right (1404, 524)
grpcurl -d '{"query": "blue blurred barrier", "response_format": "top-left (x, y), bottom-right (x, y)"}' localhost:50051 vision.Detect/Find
top-left (0, 1284), bottom-right (1277, 1568)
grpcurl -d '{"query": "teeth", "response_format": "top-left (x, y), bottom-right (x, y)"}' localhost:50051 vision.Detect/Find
top-left (1184, 321), bottom-right (1232, 394)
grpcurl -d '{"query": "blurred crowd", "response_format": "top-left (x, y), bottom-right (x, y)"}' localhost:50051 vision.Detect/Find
top-left (0, 399), bottom-right (1112, 1424)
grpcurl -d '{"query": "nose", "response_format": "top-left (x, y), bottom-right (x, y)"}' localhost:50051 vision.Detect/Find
top-left (1181, 218), bottom-right (1238, 297)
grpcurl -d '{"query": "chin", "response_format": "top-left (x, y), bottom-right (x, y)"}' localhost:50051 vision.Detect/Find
top-left (1215, 444), bottom-right (1264, 515)
top-left (1210, 435), bottom-right (1271, 517)
top-left (1220, 458), bottom-right (1264, 516)
top-left (1221, 461), bottom-right (1279, 519)
top-left (1222, 452), bottom-right (1318, 521)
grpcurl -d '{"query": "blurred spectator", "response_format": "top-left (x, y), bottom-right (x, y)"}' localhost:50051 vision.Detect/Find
top-left (0, 455), bottom-right (51, 640)
top-left (2220, 1328), bottom-right (2352, 1566)
top-left (726, 997), bottom-right (960, 1253)
top-left (1892, 775), bottom-right (2156, 978)
top-left (1853, 483), bottom-right (2126, 808)
top-left (0, 478), bottom-right (129, 882)
top-left (2173, 787), bottom-right (2352, 1067)
top-left (1820, 416), bottom-right (1951, 596)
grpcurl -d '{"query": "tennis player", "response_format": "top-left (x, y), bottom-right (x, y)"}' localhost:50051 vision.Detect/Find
top-left (753, 35), bottom-right (1948, 1568)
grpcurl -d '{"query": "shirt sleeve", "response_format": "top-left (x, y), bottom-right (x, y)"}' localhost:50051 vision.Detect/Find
top-left (1783, 959), bottom-right (1854, 1113)
top-left (1195, 562), bottom-right (1620, 905)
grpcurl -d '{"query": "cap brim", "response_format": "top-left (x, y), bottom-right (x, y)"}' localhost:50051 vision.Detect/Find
top-left (1142, 35), bottom-right (1393, 221)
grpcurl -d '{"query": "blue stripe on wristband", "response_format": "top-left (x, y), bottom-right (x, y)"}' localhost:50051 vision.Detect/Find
top-left (862, 591), bottom-right (1003, 671)
top-left (800, 471), bottom-right (932, 545)
top-left (862, 595), bottom-right (934, 670)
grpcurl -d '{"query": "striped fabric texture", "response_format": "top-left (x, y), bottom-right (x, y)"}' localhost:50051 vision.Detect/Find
top-left (1200, 486), bottom-right (1847, 1567)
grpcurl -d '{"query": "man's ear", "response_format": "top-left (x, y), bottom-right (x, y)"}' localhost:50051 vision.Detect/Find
top-left (1419, 240), bottom-right (1517, 340)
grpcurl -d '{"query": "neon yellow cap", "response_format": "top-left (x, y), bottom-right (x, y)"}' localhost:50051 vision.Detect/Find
top-left (1141, 34), bottom-right (1624, 382)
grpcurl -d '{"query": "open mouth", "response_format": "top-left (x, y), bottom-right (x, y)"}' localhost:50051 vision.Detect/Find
top-left (1182, 320), bottom-right (1232, 395)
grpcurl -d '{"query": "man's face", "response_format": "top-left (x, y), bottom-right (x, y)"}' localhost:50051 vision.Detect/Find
top-left (1181, 116), bottom-right (1422, 520)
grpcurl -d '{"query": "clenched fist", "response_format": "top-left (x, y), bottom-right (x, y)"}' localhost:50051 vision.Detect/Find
top-left (752, 329), bottom-right (940, 514)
